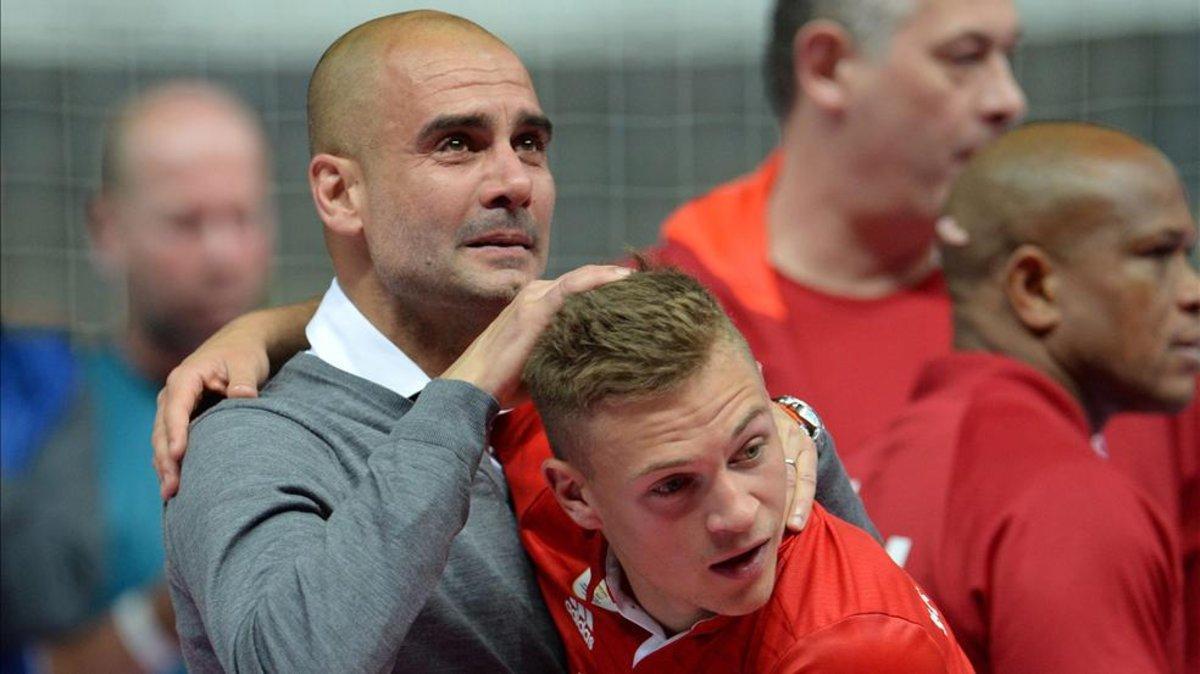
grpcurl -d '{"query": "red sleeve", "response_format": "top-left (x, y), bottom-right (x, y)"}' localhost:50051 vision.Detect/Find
top-left (768, 614), bottom-right (973, 674)
top-left (985, 464), bottom-right (1179, 674)
top-left (489, 404), bottom-right (555, 516)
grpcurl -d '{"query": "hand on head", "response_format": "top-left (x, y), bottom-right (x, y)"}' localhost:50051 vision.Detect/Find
top-left (442, 265), bottom-right (633, 409)
top-left (151, 265), bottom-right (632, 499)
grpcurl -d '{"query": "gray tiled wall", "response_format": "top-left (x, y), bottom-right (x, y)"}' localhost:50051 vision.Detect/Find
top-left (2, 30), bottom-right (1198, 335)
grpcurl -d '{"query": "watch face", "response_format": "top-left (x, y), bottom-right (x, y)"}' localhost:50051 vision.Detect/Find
top-left (772, 396), bottom-right (824, 440)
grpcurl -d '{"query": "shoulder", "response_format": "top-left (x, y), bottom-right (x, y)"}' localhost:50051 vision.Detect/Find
top-left (767, 508), bottom-right (947, 632)
top-left (663, 168), bottom-right (761, 225)
top-left (187, 354), bottom-right (392, 453)
top-left (761, 514), bottom-right (971, 672)
top-left (1005, 460), bottom-right (1173, 558)
top-left (657, 160), bottom-right (773, 255)
top-left (954, 370), bottom-right (1081, 443)
top-left (167, 362), bottom-right (361, 525)
top-left (764, 613), bottom-right (965, 674)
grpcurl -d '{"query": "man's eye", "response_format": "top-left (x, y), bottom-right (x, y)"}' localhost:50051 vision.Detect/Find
top-left (515, 134), bottom-right (546, 153)
top-left (650, 475), bottom-right (691, 497)
top-left (168, 214), bottom-right (201, 234)
top-left (948, 49), bottom-right (986, 66)
top-left (731, 444), bottom-right (764, 465)
top-left (438, 135), bottom-right (471, 152)
top-left (939, 38), bottom-right (990, 66)
top-left (1140, 240), bottom-right (1186, 261)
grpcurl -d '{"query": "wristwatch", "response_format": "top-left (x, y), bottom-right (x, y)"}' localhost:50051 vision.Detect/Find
top-left (771, 395), bottom-right (825, 442)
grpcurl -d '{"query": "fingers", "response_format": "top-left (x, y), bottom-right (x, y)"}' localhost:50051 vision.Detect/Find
top-left (553, 264), bottom-right (632, 296)
top-left (520, 265), bottom-right (631, 312)
top-left (788, 439), bottom-right (817, 532)
top-left (153, 368), bottom-right (208, 500)
top-left (772, 404), bottom-right (818, 532)
top-left (225, 356), bottom-right (265, 399)
top-left (442, 265), bottom-right (633, 407)
top-left (151, 391), bottom-right (173, 499)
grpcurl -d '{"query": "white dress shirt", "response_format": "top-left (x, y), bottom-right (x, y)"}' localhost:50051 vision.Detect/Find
top-left (305, 279), bottom-right (430, 398)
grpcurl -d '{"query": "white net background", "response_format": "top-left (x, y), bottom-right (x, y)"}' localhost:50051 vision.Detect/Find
top-left (2, 0), bottom-right (1197, 335)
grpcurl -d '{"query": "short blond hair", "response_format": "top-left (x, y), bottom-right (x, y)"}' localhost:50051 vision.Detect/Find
top-left (524, 268), bottom-right (750, 466)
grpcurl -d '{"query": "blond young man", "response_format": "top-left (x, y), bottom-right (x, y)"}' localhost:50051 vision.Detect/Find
top-left (492, 269), bottom-right (971, 672)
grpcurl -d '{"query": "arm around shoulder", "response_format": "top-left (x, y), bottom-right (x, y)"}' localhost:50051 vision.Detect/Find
top-left (164, 379), bottom-right (498, 673)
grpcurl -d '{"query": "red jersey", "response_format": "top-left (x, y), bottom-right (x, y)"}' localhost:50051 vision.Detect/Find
top-left (650, 154), bottom-right (1200, 668)
top-left (856, 352), bottom-right (1183, 674)
top-left (492, 405), bottom-right (974, 674)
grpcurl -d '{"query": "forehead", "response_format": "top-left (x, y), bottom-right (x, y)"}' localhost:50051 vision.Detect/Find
top-left (1102, 158), bottom-right (1195, 241)
top-left (124, 108), bottom-right (264, 193)
top-left (1046, 155), bottom-right (1194, 254)
top-left (894, 0), bottom-right (1019, 44)
top-left (380, 41), bottom-right (541, 127)
top-left (582, 344), bottom-right (768, 474)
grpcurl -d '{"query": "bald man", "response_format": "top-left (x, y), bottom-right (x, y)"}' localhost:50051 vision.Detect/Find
top-left (1, 82), bottom-right (273, 672)
top-left (856, 122), bottom-right (1198, 673)
top-left (159, 11), bottom-right (874, 673)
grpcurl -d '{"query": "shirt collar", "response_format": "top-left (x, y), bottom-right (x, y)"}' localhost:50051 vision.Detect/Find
top-left (305, 278), bottom-right (430, 398)
top-left (601, 547), bottom-right (721, 667)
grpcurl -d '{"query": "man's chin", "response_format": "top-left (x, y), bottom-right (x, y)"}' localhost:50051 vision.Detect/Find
top-left (712, 574), bottom-right (777, 619)
top-left (463, 267), bottom-right (541, 300)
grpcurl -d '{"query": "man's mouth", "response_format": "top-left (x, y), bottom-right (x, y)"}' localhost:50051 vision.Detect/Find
top-left (462, 231), bottom-right (534, 250)
top-left (1171, 335), bottom-right (1200, 369)
top-left (952, 147), bottom-right (977, 165)
top-left (709, 539), bottom-right (770, 579)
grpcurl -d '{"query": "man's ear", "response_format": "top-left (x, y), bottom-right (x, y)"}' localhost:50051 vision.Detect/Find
top-left (310, 153), bottom-right (365, 237)
top-left (86, 194), bottom-right (126, 277)
top-left (543, 457), bottom-right (603, 531)
top-left (792, 19), bottom-right (857, 113)
top-left (1003, 244), bottom-right (1061, 334)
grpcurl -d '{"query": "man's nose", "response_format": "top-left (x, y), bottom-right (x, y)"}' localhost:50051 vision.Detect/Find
top-left (198, 214), bottom-right (259, 267)
top-left (481, 144), bottom-right (533, 211)
top-left (1177, 257), bottom-right (1200, 316)
top-left (981, 55), bottom-right (1027, 132)
top-left (706, 472), bottom-right (758, 538)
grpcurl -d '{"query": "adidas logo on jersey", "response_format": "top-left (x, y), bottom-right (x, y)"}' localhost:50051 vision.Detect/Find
top-left (565, 597), bottom-right (595, 650)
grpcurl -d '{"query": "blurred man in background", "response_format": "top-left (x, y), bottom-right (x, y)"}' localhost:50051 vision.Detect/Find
top-left (1, 80), bottom-right (274, 673)
top-left (654, 0), bottom-right (1026, 475)
top-left (857, 121), bottom-right (1197, 673)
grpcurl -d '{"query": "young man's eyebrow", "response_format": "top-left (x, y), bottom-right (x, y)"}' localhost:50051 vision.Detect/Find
top-left (416, 113), bottom-right (490, 142)
top-left (731, 406), bottom-right (768, 440)
top-left (633, 406), bottom-right (770, 478)
top-left (635, 455), bottom-right (697, 479)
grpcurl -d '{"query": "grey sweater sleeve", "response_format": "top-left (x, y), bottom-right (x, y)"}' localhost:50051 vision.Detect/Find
top-left (813, 426), bottom-right (882, 542)
top-left (164, 379), bottom-right (497, 673)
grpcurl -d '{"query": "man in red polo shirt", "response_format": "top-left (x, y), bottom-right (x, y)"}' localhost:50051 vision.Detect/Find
top-left (649, 2), bottom-right (1197, 659)
top-left (498, 268), bottom-right (971, 673)
top-left (856, 122), bottom-right (1197, 673)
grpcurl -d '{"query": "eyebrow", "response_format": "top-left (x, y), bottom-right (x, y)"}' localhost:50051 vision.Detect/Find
top-left (416, 113), bottom-right (490, 144)
top-left (415, 111), bottom-right (553, 145)
top-left (941, 28), bottom-right (1021, 50)
top-left (633, 406), bottom-right (768, 479)
top-left (517, 112), bottom-right (554, 139)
